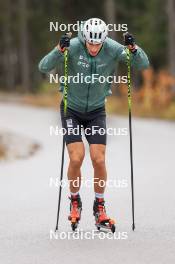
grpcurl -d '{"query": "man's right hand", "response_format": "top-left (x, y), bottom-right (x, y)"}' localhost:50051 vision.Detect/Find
top-left (57, 33), bottom-right (72, 52)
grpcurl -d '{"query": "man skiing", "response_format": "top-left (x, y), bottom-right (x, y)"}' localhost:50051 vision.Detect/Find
top-left (39, 18), bottom-right (149, 232)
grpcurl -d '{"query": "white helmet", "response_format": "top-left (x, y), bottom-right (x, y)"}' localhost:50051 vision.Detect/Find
top-left (83, 18), bottom-right (108, 44)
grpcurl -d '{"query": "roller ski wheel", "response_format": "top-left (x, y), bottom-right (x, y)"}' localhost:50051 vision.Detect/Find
top-left (95, 219), bottom-right (116, 233)
top-left (70, 218), bottom-right (79, 231)
top-left (68, 194), bottom-right (82, 231)
top-left (93, 198), bottom-right (116, 233)
top-left (68, 216), bottom-right (81, 231)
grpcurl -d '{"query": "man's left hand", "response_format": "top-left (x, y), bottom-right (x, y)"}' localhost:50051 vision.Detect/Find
top-left (123, 32), bottom-right (137, 53)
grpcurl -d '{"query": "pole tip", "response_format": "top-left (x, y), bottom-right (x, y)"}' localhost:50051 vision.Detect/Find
top-left (132, 223), bottom-right (135, 231)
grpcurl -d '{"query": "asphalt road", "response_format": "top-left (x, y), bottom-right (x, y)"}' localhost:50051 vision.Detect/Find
top-left (0, 103), bottom-right (175, 264)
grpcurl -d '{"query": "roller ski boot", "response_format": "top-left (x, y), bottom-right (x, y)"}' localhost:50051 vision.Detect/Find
top-left (93, 198), bottom-right (116, 233)
top-left (68, 194), bottom-right (82, 231)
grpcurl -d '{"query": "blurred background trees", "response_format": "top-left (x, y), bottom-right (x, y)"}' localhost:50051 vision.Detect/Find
top-left (167, 0), bottom-right (175, 76)
top-left (0, 0), bottom-right (175, 118)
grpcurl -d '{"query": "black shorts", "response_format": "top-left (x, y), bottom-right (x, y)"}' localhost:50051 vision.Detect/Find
top-left (60, 101), bottom-right (107, 145)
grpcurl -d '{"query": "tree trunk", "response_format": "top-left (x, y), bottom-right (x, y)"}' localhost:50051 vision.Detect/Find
top-left (104, 0), bottom-right (117, 40)
top-left (19, 0), bottom-right (30, 92)
top-left (2, 0), bottom-right (15, 91)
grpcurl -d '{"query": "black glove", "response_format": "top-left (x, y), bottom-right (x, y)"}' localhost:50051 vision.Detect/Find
top-left (123, 32), bottom-right (135, 46)
top-left (59, 34), bottom-right (70, 50)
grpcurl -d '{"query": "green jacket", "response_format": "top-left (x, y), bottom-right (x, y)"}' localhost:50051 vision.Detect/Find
top-left (39, 36), bottom-right (149, 112)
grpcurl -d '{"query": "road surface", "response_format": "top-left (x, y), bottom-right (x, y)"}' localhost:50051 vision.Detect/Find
top-left (0, 103), bottom-right (175, 264)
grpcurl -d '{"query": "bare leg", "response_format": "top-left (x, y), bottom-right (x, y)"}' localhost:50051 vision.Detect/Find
top-left (67, 142), bottom-right (85, 193)
top-left (89, 144), bottom-right (107, 194)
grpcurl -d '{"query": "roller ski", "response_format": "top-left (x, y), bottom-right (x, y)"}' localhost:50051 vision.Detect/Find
top-left (93, 198), bottom-right (116, 233)
top-left (68, 194), bottom-right (82, 231)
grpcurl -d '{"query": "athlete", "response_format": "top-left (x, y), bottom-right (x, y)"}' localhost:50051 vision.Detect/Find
top-left (39, 18), bottom-right (149, 231)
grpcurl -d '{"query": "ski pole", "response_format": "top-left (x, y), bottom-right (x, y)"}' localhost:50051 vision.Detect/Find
top-left (55, 136), bottom-right (65, 232)
top-left (126, 48), bottom-right (135, 231)
top-left (55, 33), bottom-right (71, 232)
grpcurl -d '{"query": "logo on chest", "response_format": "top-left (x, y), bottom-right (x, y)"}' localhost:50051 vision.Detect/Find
top-left (96, 63), bottom-right (107, 69)
top-left (77, 55), bottom-right (90, 68)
